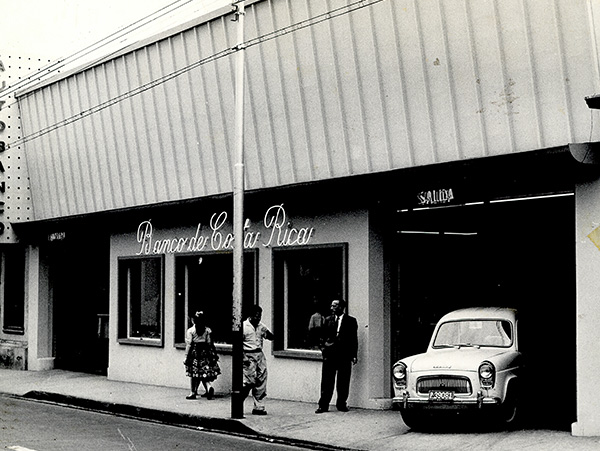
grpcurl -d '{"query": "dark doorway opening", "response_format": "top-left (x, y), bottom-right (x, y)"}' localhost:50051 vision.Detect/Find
top-left (50, 234), bottom-right (110, 375)
top-left (391, 193), bottom-right (576, 429)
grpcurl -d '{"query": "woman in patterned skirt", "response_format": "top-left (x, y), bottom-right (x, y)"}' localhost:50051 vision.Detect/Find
top-left (184, 311), bottom-right (220, 400)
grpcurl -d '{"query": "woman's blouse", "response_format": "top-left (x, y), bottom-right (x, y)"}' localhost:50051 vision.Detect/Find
top-left (185, 326), bottom-right (212, 352)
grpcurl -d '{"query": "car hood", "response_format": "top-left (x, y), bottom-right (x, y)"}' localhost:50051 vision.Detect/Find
top-left (406, 347), bottom-right (512, 373)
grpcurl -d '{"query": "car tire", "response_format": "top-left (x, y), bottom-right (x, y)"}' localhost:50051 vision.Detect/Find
top-left (499, 387), bottom-right (520, 428)
top-left (400, 409), bottom-right (424, 430)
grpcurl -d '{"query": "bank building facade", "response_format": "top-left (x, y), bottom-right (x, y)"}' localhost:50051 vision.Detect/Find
top-left (1, 0), bottom-right (600, 436)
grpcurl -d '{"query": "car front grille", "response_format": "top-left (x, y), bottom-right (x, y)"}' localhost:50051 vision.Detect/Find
top-left (416, 376), bottom-right (472, 394)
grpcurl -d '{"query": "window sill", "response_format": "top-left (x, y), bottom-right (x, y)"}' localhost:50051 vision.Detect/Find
top-left (215, 343), bottom-right (233, 354)
top-left (118, 338), bottom-right (163, 347)
top-left (273, 349), bottom-right (322, 361)
top-left (174, 342), bottom-right (233, 354)
top-left (2, 327), bottom-right (25, 335)
top-left (174, 344), bottom-right (320, 360)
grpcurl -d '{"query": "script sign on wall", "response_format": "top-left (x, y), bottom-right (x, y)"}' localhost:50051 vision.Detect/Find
top-left (136, 204), bottom-right (315, 256)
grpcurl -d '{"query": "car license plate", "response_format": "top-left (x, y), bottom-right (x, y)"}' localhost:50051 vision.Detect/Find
top-left (429, 391), bottom-right (454, 402)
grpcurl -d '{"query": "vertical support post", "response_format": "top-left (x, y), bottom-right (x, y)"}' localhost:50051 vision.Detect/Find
top-left (231, 0), bottom-right (246, 420)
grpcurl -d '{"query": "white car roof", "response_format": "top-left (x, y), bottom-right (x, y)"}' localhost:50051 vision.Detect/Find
top-left (438, 307), bottom-right (517, 323)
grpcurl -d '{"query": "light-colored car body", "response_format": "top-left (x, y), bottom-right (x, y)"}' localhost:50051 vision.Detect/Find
top-left (392, 307), bottom-right (522, 428)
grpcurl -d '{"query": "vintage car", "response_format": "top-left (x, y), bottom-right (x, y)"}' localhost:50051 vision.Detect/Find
top-left (392, 307), bottom-right (523, 429)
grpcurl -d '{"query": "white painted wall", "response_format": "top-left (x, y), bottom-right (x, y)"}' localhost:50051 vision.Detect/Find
top-left (573, 176), bottom-right (600, 436)
top-left (25, 246), bottom-right (48, 371)
top-left (107, 203), bottom-right (384, 409)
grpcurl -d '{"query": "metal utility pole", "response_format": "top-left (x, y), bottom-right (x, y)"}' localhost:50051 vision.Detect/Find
top-left (231, 0), bottom-right (246, 420)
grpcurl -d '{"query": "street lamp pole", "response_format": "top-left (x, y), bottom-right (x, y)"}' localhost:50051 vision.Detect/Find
top-left (231, 0), bottom-right (246, 420)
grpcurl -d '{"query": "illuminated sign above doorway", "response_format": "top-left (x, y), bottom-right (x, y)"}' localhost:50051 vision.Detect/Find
top-left (416, 188), bottom-right (455, 207)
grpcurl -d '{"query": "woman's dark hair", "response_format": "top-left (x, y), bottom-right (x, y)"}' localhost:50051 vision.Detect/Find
top-left (192, 311), bottom-right (205, 326)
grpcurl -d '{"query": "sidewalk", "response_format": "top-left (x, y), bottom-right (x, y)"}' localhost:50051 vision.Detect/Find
top-left (1, 369), bottom-right (599, 451)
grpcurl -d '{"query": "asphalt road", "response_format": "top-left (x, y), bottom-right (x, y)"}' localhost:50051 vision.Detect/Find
top-left (0, 396), bottom-right (311, 451)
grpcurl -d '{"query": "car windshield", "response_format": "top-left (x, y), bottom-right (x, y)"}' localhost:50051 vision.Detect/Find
top-left (433, 319), bottom-right (513, 348)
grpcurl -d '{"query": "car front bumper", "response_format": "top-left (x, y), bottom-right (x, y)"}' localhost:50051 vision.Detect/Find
top-left (393, 391), bottom-right (501, 409)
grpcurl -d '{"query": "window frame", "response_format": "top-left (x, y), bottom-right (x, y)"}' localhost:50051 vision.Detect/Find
top-left (173, 250), bottom-right (258, 352)
top-left (117, 255), bottom-right (165, 347)
top-left (272, 243), bottom-right (348, 360)
top-left (1, 246), bottom-right (26, 335)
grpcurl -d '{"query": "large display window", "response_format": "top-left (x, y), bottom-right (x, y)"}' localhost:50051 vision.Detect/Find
top-left (174, 251), bottom-right (257, 347)
top-left (117, 256), bottom-right (164, 345)
top-left (273, 244), bottom-right (347, 356)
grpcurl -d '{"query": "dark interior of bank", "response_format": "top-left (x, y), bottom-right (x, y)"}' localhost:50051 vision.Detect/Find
top-left (392, 193), bottom-right (576, 430)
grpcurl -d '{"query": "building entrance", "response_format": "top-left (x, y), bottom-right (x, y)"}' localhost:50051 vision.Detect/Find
top-left (391, 193), bottom-right (576, 429)
top-left (49, 234), bottom-right (109, 375)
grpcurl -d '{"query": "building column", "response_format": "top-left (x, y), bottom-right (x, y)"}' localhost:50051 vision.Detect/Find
top-left (572, 179), bottom-right (600, 436)
top-left (26, 245), bottom-right (54, 371)
top-left (366, 207), bottom-right (391, 408)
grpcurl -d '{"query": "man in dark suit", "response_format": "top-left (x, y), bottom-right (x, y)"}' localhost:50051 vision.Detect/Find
top-left (315, 299), bottom-right (358, 413)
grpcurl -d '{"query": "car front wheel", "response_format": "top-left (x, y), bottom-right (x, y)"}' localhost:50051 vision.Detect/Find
top-left (400, 408), bottom-right (424, 430)
top-left (499, 387), bottom-right (520, 427)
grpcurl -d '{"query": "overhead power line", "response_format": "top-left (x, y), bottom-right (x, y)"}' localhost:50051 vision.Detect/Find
top-left (9, 0), bottom-right (385, 149)
top-left (2, 0), bottom-right (224, 101)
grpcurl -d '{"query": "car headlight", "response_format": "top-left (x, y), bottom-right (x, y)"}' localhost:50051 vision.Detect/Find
top-left (393, 362), bottom-right (407, 387)
top-left (478, 361), bottom-right (495, 389)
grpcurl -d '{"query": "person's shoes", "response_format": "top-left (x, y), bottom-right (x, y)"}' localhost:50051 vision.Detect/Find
top-left (206, 387), bottom-right (214, 400)
top-left (315, 407), bottom-right (328, 414)
top-left (252, 409), bottom-right (267, 415)
top-left (185, 393), bottom-right (197, 400)
top-left (336, 405), bottom-right (349, 412)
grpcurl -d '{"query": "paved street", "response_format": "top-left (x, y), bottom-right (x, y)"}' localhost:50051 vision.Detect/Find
top-left (0, 396), bottom-right (310, 451)
top-left (1, 369), bottom-right (600, 451)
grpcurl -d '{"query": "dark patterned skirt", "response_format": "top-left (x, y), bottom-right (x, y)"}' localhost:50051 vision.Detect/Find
top-left (185, 342), bottom-right (221, 381)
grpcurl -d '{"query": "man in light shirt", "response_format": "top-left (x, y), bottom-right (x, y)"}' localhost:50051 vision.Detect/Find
top-left (242, 305), bottom-right (274, 415)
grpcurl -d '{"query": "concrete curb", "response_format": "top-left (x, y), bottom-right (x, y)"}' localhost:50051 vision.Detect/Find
top-left (21, 390), bottom-right (256, 435)
top-left (15, 391), bottom-right (354, 451)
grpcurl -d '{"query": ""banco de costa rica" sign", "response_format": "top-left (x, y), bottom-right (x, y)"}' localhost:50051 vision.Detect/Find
top-left (136, 204), bottom-right (315, 256)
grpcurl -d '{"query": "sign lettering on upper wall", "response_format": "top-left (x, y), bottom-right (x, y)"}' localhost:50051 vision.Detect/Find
top-left (416, 188), bottom-right (455, 207)
top-left (135, 204), bottom-right (315, 256)
top-left (0, 57), bottom-right (6, 237)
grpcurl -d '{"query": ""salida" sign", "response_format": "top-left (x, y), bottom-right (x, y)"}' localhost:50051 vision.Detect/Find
top-left (417, 188), bottom-right (455, 206)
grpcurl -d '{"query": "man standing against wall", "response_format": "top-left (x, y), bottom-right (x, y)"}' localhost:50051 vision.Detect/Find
top-left (242, 305), bottom-right (274, 415)
top-left (315, 299), bottom-right (358, 413)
